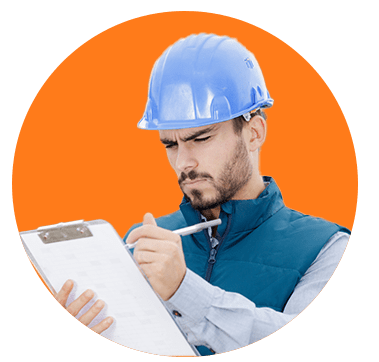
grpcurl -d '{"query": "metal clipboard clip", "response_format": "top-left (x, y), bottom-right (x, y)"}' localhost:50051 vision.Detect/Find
top-left (37, 220), bottom-right (93, 244)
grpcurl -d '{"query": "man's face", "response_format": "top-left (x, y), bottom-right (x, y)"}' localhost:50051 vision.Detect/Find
top-left (159, 120), bottom-right (253, 211)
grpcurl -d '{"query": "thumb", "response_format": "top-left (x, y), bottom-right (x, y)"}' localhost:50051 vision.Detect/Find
top-left (143, 212), bottom-right (157, 226)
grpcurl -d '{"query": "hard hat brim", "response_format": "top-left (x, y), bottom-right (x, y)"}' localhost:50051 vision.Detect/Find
top-left (138, 99), bottom-right (273, 130)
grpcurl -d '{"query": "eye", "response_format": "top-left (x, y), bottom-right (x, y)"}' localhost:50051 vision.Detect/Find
top-left (194, 136), bottom-right (211, 143)
top-left (165, 143), bottom-right (177, 149)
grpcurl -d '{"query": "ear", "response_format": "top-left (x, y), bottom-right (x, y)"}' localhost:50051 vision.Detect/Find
top-left (243, 115), bottom-right (267, 152)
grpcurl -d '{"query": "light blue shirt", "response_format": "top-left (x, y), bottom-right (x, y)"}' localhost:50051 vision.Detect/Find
top-left (165, 231), bottom-right (349, 353)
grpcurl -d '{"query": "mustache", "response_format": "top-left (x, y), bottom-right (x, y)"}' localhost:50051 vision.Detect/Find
top-left (178, 170), bottom-right (213, 185)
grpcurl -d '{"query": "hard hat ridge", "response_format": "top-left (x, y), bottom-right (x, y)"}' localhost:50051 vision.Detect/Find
top-left (138, 33), bottom-right (273, 130)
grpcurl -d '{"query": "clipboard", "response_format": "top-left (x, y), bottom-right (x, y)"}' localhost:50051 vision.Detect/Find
top-left (20, 219), bottom-right (199, 356)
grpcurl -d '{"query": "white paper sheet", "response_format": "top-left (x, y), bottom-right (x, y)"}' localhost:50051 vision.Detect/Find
top-left (20, 220), bottom-right (197, 356)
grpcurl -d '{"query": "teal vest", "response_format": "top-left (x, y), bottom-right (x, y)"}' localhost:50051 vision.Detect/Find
top-left (124, 177), bottom-right (350, 355)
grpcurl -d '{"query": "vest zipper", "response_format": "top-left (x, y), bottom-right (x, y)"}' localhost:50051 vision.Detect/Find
top-left (205, 241), bottom-right (218, 281)
top-left (204, 214), bottom-right (232, 282)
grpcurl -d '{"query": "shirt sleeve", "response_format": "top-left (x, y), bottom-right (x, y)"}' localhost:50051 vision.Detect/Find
top-left (164, 231), bottom-right (349, 353)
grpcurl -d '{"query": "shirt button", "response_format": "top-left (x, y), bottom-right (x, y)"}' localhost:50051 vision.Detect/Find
top-left (173, 310), bottom-right (182, 317)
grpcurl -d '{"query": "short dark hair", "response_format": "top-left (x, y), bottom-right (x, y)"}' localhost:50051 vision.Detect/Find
top-left (232, 109), bottom-right (267, 135)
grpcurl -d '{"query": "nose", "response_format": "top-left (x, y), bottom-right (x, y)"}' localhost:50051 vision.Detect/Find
top-left (175, 144), bottom-right (198, 173)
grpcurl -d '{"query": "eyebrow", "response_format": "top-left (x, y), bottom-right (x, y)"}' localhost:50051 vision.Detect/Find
top-left (160, 125), bottom-right (219, 146)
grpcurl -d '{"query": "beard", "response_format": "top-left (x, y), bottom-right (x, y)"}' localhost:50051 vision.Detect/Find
top-left (178, 137), bottom-right (253, 211)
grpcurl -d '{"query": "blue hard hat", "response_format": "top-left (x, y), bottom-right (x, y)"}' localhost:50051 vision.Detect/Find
top-left (138, 33), bottom-right (273, 130)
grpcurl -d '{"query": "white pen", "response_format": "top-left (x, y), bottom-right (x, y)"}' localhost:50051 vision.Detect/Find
top-left (126, 218), bottom-right (222, 249)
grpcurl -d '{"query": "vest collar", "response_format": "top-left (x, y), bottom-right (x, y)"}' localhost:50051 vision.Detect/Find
top-left (179, 176), bottom-right (285, 235)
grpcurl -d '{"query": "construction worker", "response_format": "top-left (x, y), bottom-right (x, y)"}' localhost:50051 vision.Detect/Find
top-left (56, 34), bottom-right (350, 355)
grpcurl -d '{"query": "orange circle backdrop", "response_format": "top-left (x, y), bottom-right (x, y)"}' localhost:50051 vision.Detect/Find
top-left (13, 12), bottom-right (357, 237)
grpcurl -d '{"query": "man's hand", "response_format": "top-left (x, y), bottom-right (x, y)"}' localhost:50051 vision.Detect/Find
top-left (55, 280), bottom-right (114, 334)
top-left (126, 213), bottom-right (187, 301)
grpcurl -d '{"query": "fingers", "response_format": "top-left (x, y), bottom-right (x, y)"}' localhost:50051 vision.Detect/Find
top-left (66, 289), bottom-right (95, 317)
top-left (91, 317), bottom-right (114, 334)
top-left (135, 238), bottom-right (178, 254)
top-left (134, 249), bottom-right (167, 265)
top-left (125, 212), bottom-right (181, 246)
top-left (55, 279), bottom-right (74, 307)
top-left (55, 280), bottom-right (114, 335)
top-left (78, 299), bottom-right (105, 326)
top-left (138, 262), bottom-right (153, 279)
top-left (143, 212), bottom-right (157, 226)
top-left (126, 224), bottom-right (181, 246)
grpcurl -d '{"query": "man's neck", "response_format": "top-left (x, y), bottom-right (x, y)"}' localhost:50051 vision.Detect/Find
top-left (201, 207), bottom-right (221, 221)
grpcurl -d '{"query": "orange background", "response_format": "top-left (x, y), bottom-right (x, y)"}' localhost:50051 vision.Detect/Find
top-left (13, 12), bottom-right (357, 237)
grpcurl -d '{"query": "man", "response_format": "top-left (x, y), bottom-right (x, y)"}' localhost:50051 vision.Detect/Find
top-left (56, 34), bottom-right (350, 355)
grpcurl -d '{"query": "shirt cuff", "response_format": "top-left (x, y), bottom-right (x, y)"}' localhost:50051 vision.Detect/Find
top-left (164, 268), bottom-right (215, 325)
